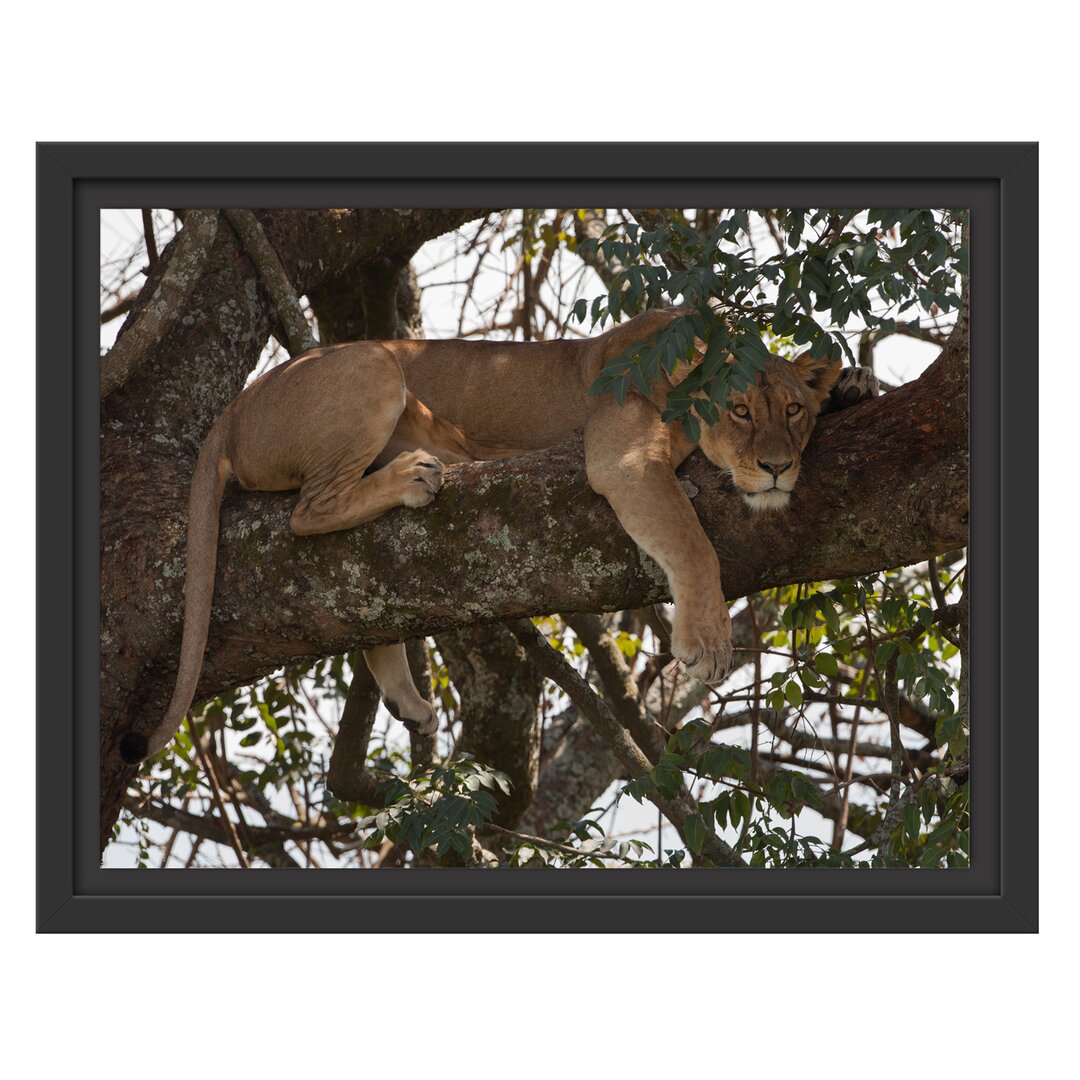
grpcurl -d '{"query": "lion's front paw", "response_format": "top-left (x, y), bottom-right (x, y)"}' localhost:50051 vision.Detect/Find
top-left (393, 450), bottom-right (444, 508)
top-left (671, 620), bottom-right (734, 685)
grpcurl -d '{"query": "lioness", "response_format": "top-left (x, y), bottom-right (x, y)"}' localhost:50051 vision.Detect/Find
top-left (121, 307), bottom-right (865, 763)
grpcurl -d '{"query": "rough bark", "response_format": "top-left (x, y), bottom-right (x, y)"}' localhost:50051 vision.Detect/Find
top-left (99, 212), bottom-right (968, 849)
top-left (173, 334), bottom-right (965, 682)
top-left (307, 259), bottom-right (423, 343)
top-left (518, 712), bottom-right (619, 838)
top-left (222, 209), bottom-right (318, 355)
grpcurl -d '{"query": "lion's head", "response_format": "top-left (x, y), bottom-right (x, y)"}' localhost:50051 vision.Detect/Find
top-left (697, 352), bottom-right (842, 511)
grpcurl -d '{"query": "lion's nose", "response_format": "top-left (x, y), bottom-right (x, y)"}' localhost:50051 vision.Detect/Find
top-left (758, 459), bottom-right (793, 477)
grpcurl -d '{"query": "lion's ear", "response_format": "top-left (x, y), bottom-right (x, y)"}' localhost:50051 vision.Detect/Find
top-left (793, 353), bottom-right (843, 402)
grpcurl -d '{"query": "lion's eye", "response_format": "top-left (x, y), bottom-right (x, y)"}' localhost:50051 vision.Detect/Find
top-left (786, 402), bottom-right (803, 416)
top-left (732, 405), bottom-right (750, 419)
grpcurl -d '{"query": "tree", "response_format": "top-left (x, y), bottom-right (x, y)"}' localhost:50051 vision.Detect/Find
top-left (101, 207), bottom-right (968, 870)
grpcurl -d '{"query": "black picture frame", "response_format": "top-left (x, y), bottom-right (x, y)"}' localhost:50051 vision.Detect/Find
top-left (37, 142), bottom-right (1038, 933)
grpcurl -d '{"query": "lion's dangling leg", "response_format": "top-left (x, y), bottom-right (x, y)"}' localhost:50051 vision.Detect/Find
top-left (361, 643), bottom-right (438, 737)
top-left (288, 459), bottom-right (443, 736)
top-left (584, 396), bottom-right (734, 686)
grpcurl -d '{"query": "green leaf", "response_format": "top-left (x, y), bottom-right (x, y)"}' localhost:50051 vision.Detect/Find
top-left (613, 373), bottom-right (629, 405)
top-left (875, 640), bottom-right (898, 668)
top-left (784, 681), bottom-right (803, 708)
top-left (935, 714), bottom-right (968, 757)
top-left (731, 790), bottom-right (750, 830)
top-left (814, 652), bottom-right (839, 677)
top-left (684, 813), bottom-right (706, 855)
top-left (919, 785), bottom-right (937, 825)
top-left (903, 801), bottom-right (921, 842)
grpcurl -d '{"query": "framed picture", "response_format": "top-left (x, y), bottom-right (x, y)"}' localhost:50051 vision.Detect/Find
top-left (38, 142), bottom-right (1037, 931)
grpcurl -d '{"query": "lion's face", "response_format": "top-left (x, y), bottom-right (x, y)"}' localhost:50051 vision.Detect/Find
top-left (697, 352), bottom-right (841, 511)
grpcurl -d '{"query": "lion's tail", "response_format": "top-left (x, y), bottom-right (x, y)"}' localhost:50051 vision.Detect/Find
top-left (119, 423), bottom-right (231, 763)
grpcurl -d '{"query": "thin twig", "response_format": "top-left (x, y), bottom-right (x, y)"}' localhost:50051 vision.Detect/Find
top-left (100, 291), bottom-right (139, 325)
top-left (833, 703), bottom-right (862, 849)
top-left (141, 208), bottom-right (159, 268)
top-left (482, 822), bottom-right (643, 866)
top-left (186, 718), bottom-right (249, 868)
top-left (748, 595), bottom-right (762, 785)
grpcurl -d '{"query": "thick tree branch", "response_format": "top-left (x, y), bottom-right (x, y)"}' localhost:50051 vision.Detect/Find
top-left (519, 711), bottom-right (619, 838)
top-left (326, 655), bottom-right (385, 806)
top-left (106, 308), bottom-right (966, 846)
top-left (100, 212), bottom-right (966, 850)
top-left (223, 208), bottom-right (318, 356)
top-left (564, 613), bottom-right (662, 762)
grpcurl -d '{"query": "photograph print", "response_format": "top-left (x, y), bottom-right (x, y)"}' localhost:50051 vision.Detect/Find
top-left (100, 206), bottom-right (969, 872)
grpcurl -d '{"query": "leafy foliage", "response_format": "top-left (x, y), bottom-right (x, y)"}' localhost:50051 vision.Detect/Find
top-left (616, 559), bottom-right (967, 869)
top-left (355, 759), bottom-right (511, 861)
top-left (574, 209), bottom-right (966, 439)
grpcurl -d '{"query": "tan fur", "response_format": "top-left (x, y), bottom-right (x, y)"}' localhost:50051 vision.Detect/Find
top-left (122, 309), bottom-right (840, 763)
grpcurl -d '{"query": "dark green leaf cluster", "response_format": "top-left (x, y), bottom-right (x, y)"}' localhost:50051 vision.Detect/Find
top-left (884, 779), bottom-right (969, 868)
top-left (355, 759), bottom-right (512, 861)
top-left (619, 734), bottom-right (846, 867)
top-left (770, 574), bottom-right (959, 719)
top-left (573, 209), bottom-right (965, 440)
